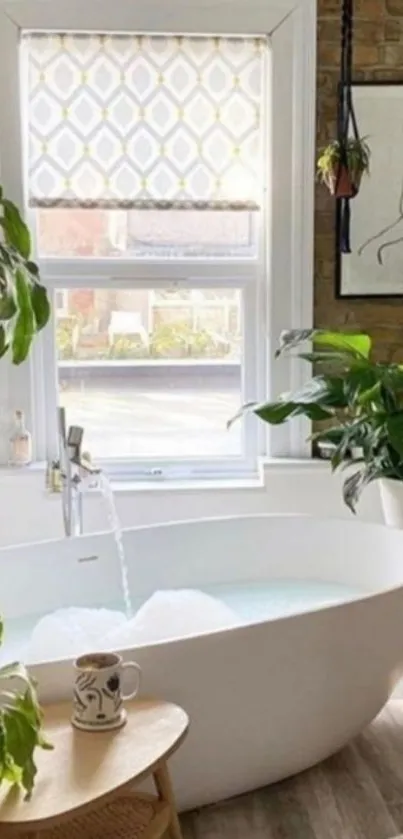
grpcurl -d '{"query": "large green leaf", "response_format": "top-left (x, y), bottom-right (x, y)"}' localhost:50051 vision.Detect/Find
top-left (343, 365), bottom-right (380, 405)
top-left (12, 270), bottom-right (35, 365)
top-left (254, 400), bottom-right (333, 424)
top-left (342, 463), bottom-right (381, 513)
top-left (298, 351), bottom-right (353, 367)
top-left (276, 329), bottom-right (372, 359)
top-left (314, 331), bottom-right (372, 358)
top-left (254, 401), bottom-right (298, 424)
top-left (0, 292), bottom-right (17, 321)
top-left (386, 413), bottom-right (403, 458)
top-left (2, 200), bottom-right (31, 260)
top-left (0, 325), bottom-right (9, 359)
top-left (3, 708), bottom-right (37, 798)
top-left (31, 284), bottom-right (50, 331)
top-left (275, 329), bottom-right (315, 356)
top-left (291, 375), bottom-right (347, 408)
top-left (0, 658), bottom-right (52, 798)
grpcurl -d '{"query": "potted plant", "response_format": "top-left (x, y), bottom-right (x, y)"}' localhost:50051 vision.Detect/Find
top-left (0, 187), bottom-right (52, 798)
top-left (0, 184), bottom-right (50, 364)
top-left (317, 137), bottom-right (370, 199)
top-left (229, 329), bottom-right (403, 527)
top-left (0, 617), bottom-right (52, 799)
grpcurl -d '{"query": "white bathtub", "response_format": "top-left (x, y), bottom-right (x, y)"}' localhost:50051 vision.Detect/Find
top-left (2, 513), bottom-right (403, 810)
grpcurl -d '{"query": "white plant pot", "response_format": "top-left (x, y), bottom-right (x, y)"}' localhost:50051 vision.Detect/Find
top-left (379, 478), bottom-right (403, 529)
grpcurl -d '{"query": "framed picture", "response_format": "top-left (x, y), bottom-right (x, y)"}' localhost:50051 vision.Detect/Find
top-left (336, 81), bottom-right (403, 299)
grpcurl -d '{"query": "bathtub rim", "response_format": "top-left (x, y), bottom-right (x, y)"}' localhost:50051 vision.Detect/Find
top-left (3, 512), bottom-right (403, 669)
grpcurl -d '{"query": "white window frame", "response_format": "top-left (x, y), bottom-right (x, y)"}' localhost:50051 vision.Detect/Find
top-left (0, 0), bottom-right (316, 478)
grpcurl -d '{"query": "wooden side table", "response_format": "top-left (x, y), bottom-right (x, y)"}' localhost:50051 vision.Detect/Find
top-left (0, 698), bottom-right (189, 839)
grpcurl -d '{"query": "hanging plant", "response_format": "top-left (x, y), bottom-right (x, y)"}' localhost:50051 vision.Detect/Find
top-left (317, 137), bottom-right (371, 199)
top-left (0, 185), bottom-right (51, 365)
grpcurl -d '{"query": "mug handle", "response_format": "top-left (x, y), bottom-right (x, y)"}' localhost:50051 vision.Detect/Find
top-left (121, 661), bottom-right (142, 700)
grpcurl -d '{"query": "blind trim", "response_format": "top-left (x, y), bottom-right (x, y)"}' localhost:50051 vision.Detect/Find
top-left (28, 198), bottom-right (259, 210)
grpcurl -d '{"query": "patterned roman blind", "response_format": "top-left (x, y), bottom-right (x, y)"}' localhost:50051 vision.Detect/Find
top-left (23, 32), bottom-right (265, 211)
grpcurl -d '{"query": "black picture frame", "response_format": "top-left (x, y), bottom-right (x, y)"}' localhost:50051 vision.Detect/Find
top-left (335, 79), bottom-right (403, 300)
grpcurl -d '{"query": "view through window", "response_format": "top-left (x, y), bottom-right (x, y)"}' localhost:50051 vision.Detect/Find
top-left (56, 286), bottom-right (242, 459)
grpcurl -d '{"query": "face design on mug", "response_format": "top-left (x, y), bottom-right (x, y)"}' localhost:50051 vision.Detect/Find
top-left (74, 670), bottom-right (123, 725)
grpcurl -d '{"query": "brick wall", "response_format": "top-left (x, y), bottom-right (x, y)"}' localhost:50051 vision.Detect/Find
top-left (315, 0), bottom-right (403, 361)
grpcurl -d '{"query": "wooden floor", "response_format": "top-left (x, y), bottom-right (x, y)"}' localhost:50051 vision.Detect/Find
top-left (181, 700), bottom-right (403, 839)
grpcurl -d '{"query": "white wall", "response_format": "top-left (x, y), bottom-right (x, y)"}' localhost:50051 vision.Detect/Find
top-left (0, 462), bottom-right (383, 547)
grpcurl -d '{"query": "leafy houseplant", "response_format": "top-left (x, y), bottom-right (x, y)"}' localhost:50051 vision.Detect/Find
top-left (0, 617), bottom-right (52, 799)
top-left (230, 329), bottom-right (403, 515)
top-left (0, 191), bottom-right (52, 798)
top-left (317, 137), bottom-right (370, 199)
top-left (0, 185), bottom-right (50, 364)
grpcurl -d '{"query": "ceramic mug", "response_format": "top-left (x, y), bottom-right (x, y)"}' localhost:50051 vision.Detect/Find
top-left (72, 651), bottom-right (141, 731)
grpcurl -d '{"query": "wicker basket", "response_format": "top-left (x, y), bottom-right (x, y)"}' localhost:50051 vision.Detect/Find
top-left (18, 793), bottom-right (171, 839)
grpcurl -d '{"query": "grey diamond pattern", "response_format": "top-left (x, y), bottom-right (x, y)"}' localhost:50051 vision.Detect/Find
top-left (23, 32), bottom-right (265, 211)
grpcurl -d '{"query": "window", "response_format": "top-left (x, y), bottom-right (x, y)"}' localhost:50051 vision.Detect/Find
top-left (23, 29), bottom-right (264, 477)
top-left (0, 0), bottom-right (315, 476)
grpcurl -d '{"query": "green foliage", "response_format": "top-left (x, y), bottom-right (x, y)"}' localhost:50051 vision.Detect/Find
top-left (229, 328), bottom-right (403, 513)
top-left (109, 336), bottom-right (148, 359)
top-left (56, 318), bottom-right (76, 360)
top-left (150, 321), bottom-right (224, 359)
top-left (317, 137), bottom-right (371, 182)
top-left (150, 322), bottom-right (191, 358)
top-left (0, 186), bottom-right (51, 364)
top-left (0, 616), bottom-right (52, 799)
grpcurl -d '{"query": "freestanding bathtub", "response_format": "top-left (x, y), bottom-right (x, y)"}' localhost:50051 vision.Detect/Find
top-left (2, 513), bottom-right (403, 810)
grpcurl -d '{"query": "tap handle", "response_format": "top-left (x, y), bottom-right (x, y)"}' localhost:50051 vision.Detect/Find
top-left (67, 425), bottom-right (84, 462)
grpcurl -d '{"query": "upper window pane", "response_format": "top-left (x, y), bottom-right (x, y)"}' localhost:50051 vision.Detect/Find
top-left (36, 208), bottom-right (255, 257)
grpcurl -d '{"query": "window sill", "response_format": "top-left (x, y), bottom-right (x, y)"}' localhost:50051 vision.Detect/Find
top-left (0, 456), bottom-right (330, 494)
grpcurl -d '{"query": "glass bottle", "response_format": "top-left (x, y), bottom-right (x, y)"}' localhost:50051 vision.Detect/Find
top-left (9, 410), bottom-right (32, 466)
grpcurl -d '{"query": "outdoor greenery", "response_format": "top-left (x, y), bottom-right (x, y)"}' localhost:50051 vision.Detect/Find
top-left (229, 329), bottom-right (403, 514)
top-left (56, 319), bottom-right (233, 361)
top-left (0, 186), bottom-right (50, 364)
top-left (109, 336), bottom-right (149, 359)
top-left (317, 137), bottom-right (371, 188)
top-left (0, 617), bottom-right (52, 799)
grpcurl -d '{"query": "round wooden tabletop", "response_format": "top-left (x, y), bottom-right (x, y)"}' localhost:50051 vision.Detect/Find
top-left (0, 697), bottom-right (189, 831)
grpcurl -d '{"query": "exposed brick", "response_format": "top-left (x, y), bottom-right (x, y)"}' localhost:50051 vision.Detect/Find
top-left (317, 20), bottom-right (339, 41)
top-left (318, 0), bottom-right (343, 16)
top-left (353, 21), bottom-right (385, 42)
top-left (315, 235), bottom-right (336, 259)
top-left (315, 0), bottom-right (403, 349)
top-left (355, 0), bottom-right (387, 18)
top-left (315, 210), bottom-right (335, 237)
top-left (354, 44), bottom-right (382, 66)
top-left (361, 67), bottom-right (403, 80)
top-left (386, 0), bottom-right (403, 14)
top-left (317, 70), bottom-right (339, 97)
top-left (384, 18), bottom-right (402, 39)
top-left (317, 42), bottom-right (341, 67)
top-left (383, 42), bottom-right (403, 63)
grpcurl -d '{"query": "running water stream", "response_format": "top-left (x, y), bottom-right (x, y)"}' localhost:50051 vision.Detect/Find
top-left (98, 473), bottom-right (133, 618)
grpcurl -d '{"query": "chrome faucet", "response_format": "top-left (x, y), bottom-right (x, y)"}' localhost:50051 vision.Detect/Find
top-left (58, 407), bottom-right (100, 537)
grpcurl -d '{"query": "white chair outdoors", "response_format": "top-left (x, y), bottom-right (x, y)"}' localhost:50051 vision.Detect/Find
top-left (108, 312), bottom-right (149, 348)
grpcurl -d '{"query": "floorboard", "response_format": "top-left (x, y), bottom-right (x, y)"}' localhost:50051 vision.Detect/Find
top-left (182, 700), bottom-right (403, 839)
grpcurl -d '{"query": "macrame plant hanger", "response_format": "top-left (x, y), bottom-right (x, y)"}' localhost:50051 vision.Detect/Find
top-left (337, 0), bottom-right (360, 254)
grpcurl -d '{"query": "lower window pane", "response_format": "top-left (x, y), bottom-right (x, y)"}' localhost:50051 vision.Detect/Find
top-left (56, 288), bottom-right (242, 461)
